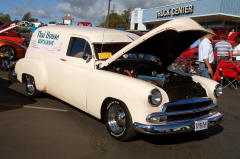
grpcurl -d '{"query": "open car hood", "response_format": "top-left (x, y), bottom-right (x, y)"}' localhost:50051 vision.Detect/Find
top-left (99, 17), bottom-right (215, 69)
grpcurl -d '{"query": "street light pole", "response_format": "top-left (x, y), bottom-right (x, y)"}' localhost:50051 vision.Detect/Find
top-left (106, 0), bottom-right (111, 28)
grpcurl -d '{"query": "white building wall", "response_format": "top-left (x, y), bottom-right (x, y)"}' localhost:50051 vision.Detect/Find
top-left (130, 8), bottom-right (146, 30)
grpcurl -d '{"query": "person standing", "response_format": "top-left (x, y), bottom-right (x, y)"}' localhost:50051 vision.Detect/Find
top-left (232, 36), bottom-right (240, 65)
top-left (198, 28), bottom-right (215, 79)
top-left (215, 34), bottom-right (233, 65)
top-left (31, 24), bottom-right (37, 33)
top-left (228, 29), bottom-right (235, 37)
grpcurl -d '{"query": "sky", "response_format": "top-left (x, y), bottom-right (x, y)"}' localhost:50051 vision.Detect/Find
top-left (0, 0), bottom-right (188, 26)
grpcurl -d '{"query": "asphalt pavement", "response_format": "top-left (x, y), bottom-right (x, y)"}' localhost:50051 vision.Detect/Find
top-left (1, 69), bottom-right (240, 159)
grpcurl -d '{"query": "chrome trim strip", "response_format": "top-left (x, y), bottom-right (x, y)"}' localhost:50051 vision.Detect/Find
top-left (161, 97), bottom-right (212, 112)
top-left (133, 113), bottom-right (223, 135)
top-left (162, 104), bottom-right (217, 116)
top-left (165, 112), bottom-right (218, 124)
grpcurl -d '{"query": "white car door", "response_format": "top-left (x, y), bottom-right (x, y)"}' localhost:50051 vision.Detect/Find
top-left (57, 36), bottom-right (95, 110)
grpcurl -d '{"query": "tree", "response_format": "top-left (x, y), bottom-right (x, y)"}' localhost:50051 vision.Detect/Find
top-left (0, 12), bottom-right (12, 22)
top-left (22, 12), bottom-right (31, 21)
top-left (49, 21), bottom-right (56, 24)
top-left (97, 6), bottom-right (132, 29)
top-left (120, 8), bottom-right (131, 29)
top-left (22, 12), bottom-right (38, 22)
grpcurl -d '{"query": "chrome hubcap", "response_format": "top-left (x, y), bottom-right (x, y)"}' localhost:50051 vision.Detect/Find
top-left (108, 104), bottom-right (126, 135)
top-left (26, 75), bottom-right (35, 95)
top-left (0, 46), bottom-right (15, 60)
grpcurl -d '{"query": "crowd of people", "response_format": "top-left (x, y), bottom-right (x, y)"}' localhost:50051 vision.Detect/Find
top-left (198, 28), bottom-right (240, 79)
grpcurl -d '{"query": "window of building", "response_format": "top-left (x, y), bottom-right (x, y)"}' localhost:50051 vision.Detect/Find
top-left (207, 21), bottom-right (222, 28)
top-left (198, 22), bottom-right (207, 28)
top-left (225, 21), bottom-right (237, 30)
top-left (146, 24), bottom-right (154, 30)
top-left (67, 37), bottom-right (92, 58)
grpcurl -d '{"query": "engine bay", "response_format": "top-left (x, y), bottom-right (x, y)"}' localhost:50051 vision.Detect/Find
top-left (102, 59), bottom-right (207, 102)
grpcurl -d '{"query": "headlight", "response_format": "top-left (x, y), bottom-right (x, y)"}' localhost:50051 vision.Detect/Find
top-left (214, 84), bottom-right (223, 98)
top-left (148, 89), bottom-right (162, 106)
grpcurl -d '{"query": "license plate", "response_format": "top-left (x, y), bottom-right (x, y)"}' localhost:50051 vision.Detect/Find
top-left (194, 120), bottom-right (208, 131)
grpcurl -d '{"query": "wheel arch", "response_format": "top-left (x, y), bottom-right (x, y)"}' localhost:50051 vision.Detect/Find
top-left (15, 58), bottom-right (47, 92)
top-left (100, 97), bottom-right (126, 121)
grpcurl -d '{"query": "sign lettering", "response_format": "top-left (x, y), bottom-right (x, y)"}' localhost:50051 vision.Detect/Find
top-left (156, 5), bottom-right (194, 18)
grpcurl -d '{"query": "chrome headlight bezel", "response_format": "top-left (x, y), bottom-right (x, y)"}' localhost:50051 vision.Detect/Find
top-left (148, 89), bottom-right (162, 107)
top-left (214, 84), bottom-right (223, 98)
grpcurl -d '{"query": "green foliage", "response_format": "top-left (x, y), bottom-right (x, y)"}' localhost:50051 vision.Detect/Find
top-left (0, 12), bottom-right (12, 22)
top-left (49, 21), bottom-right (57, 24)
top-left (22, 12), bottom-right (31, 21)
top-left (22, 12), bottom-right (38, 22)
top-left (97, 6), bottom-right (131, 29)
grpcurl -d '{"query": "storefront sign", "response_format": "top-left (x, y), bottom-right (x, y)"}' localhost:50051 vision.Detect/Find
top-left (157, 5), bottom-right (194, 18)
top-left (134, 10), bottom-right (139, 23)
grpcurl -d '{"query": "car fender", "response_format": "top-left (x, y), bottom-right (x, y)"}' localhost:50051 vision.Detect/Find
top-left (192, 75), bottom-right (219, 103)
top-left (86, 69), bottom-right (169, 124)
top-left (15, 57), bottom-right (47, 92)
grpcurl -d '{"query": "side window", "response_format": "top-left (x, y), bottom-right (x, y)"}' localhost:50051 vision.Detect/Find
top-left (67, 37), bottom-right (92, 58)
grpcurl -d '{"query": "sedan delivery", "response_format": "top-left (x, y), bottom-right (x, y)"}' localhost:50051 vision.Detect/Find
top-left (14, 17), bottom-right (223, 141)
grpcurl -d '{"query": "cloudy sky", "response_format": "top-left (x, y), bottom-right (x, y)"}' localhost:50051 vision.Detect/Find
top-left (0, 0), bottom-right (188, 25)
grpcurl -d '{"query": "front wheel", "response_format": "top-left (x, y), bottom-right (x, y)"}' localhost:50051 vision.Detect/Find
top-left (0, 46), bottom-right (15, 60)
top-left (105, 99), bottom-right (137, 141)
top-left (25, 75), bottom-right (41, 97)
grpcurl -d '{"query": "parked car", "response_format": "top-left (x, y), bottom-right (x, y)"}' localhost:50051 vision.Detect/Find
top-left (0, 36), bottom-right (25, 45)
top-left (0, 39), bottom-right (27, 60)
top-left (0, 19), bottom-right (4, 25)
top-left (126, 30), bottom-right (149, 36)
top-left (14, 17), bottom-right (223, 141)
top-left (77, 22), bottom-right (92, 26)
top-left (228, 32), bottom-right (240, 41)
top-left (16, 23), bottom-right (33, 33)
top-left (212, 27), bottom-right (229, 40)
top-left (0, 20), bottom-right (20, 37)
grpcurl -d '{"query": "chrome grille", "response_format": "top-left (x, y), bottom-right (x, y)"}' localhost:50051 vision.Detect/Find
top-left (162, 98), bottom-right (217, 123)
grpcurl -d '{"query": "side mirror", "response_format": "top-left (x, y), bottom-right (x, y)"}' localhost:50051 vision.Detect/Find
top-left (82, 53), bottom-right (92, 63)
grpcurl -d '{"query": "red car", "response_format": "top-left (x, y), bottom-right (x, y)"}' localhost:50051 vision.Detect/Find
top-left (212, 27), bottom-right (229, 40)
top-left (0, 20), bottom-right (20, 37)
top-left (77, 22), bottom-right (92, 26)
top-left (0, 39), bottom-right (27, 60)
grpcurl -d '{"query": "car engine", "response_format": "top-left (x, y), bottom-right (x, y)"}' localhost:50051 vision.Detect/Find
top-left (102, 60), bottom-right (207, 102)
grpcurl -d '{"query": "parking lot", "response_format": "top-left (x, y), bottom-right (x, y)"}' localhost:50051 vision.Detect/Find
top-left (0, 70), bottom-right (240, 159)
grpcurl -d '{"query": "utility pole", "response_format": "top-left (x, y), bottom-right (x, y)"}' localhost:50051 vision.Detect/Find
top-left (106, 0), bottom-right (111, 28)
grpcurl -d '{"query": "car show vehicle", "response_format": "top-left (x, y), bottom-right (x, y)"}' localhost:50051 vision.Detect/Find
top-left (14, 17), bottom-right (223, 141)
top-left (16, 23), bottom-right (33, 33)
top-left (77, 22), bottom-right (92, 26)
top-left (0, 20), bottom-right (20, 37)
top-left (0, 39), bottom-right (27, 60)
top-left (212, 27), bottom-right (229, 40)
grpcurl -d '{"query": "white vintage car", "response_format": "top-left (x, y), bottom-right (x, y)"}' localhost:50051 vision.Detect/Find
top-left (14, 17), bottom-right (223, 141)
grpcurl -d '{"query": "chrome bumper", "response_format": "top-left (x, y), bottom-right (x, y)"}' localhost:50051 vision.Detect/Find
top-left (133, 113), bottom-right (223, 135)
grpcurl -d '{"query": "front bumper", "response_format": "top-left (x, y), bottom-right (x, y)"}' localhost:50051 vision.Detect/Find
top-left (133, 113), bottom-right (223, 135)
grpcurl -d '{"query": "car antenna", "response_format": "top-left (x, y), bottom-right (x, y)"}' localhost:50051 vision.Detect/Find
top-left (101, 25), bottom-right (107, 53)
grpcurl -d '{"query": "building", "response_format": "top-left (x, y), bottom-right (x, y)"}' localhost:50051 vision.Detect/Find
top-left (130, 0), bottom-right (240, 31)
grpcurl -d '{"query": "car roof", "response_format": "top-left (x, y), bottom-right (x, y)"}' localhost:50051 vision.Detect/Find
top-left (35, 25), bottom-right (140, 44)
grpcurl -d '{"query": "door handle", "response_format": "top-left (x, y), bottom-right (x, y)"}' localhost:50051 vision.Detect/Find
top-left (60, 58), bottom-right (67, 61)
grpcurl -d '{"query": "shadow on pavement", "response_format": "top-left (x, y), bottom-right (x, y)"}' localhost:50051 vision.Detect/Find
top-left (0, 78), bottom-right (36, 112)
top-left (138, 125), bottom-right (224, 145)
